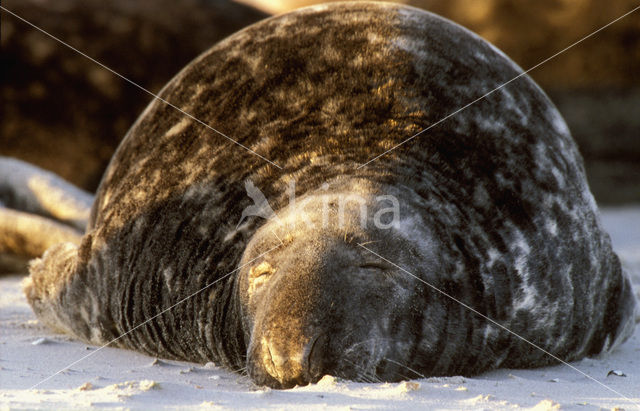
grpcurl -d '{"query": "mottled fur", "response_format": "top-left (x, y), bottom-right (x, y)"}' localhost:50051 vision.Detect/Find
top-left (25, 2), bottom-right (636, 388)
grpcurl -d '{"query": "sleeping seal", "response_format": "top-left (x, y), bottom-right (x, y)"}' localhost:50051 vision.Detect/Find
top-left (24, 2), bottom-right (637, 389)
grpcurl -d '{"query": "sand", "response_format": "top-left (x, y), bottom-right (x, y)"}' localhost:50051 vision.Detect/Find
top-left (1, 207), bottom-right (639, 410)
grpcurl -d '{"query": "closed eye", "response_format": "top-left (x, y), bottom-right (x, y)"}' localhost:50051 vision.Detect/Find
top-left (248, 261), bottom-right (275, 297)
top-left (359, 262), bottom-right (396, 281)
top-left (250, 261), bottom-right (275, 279)
top-left (359, 262), bottom-right (391, 271)
top-left (252, 269), bottom-right (273, 278)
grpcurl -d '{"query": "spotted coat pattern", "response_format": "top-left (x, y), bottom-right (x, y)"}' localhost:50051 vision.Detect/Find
top-left (25, 2), bottom-right (636, 380)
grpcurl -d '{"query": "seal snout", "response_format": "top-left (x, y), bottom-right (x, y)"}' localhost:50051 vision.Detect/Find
top-left (249, 332), bottom-right (328, 389)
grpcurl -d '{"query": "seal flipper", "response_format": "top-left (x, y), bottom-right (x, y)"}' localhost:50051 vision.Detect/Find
top-left (24, 243), bottom-right (79, 334)
top-left (23, 238), bottom-right (116, 346)
top-left (602, 264), bottom-right (639, 353)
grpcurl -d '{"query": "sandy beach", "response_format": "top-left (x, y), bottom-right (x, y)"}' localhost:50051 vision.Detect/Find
top-left (1, 207), bottom-right (638, 410)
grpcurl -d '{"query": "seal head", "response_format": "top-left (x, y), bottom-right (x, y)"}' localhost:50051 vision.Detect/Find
top-left (237, 179), bottom-right (438, 387)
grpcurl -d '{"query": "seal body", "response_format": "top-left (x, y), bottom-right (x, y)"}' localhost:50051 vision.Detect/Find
top-left (25, 2), bottom-right (636, 389)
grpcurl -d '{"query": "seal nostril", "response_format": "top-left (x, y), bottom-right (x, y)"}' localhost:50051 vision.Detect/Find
top-left (247, 341), bottom-right (283, 389)
top-left (264, 341), bottom-right (280, 381)
top-left (306, 333), bottom-right (328, 381)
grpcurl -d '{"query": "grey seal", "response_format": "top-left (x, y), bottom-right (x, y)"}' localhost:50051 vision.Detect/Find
top-left (24, 2), bottom-right (637, 389)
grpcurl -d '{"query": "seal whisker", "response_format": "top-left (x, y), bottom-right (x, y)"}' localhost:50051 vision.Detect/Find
top-left (383, 357), bottom-right (426, 379)
top-left (357, 240), bottom-right (381, 247)
top-left (344, 337), bottom-right (394, 352)
top-left (232, 366), bottom-right (248, 376)
top-left (342, 338), bottom-right (381, 356)
top-left (340, 358), bottom-right (381, 384)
